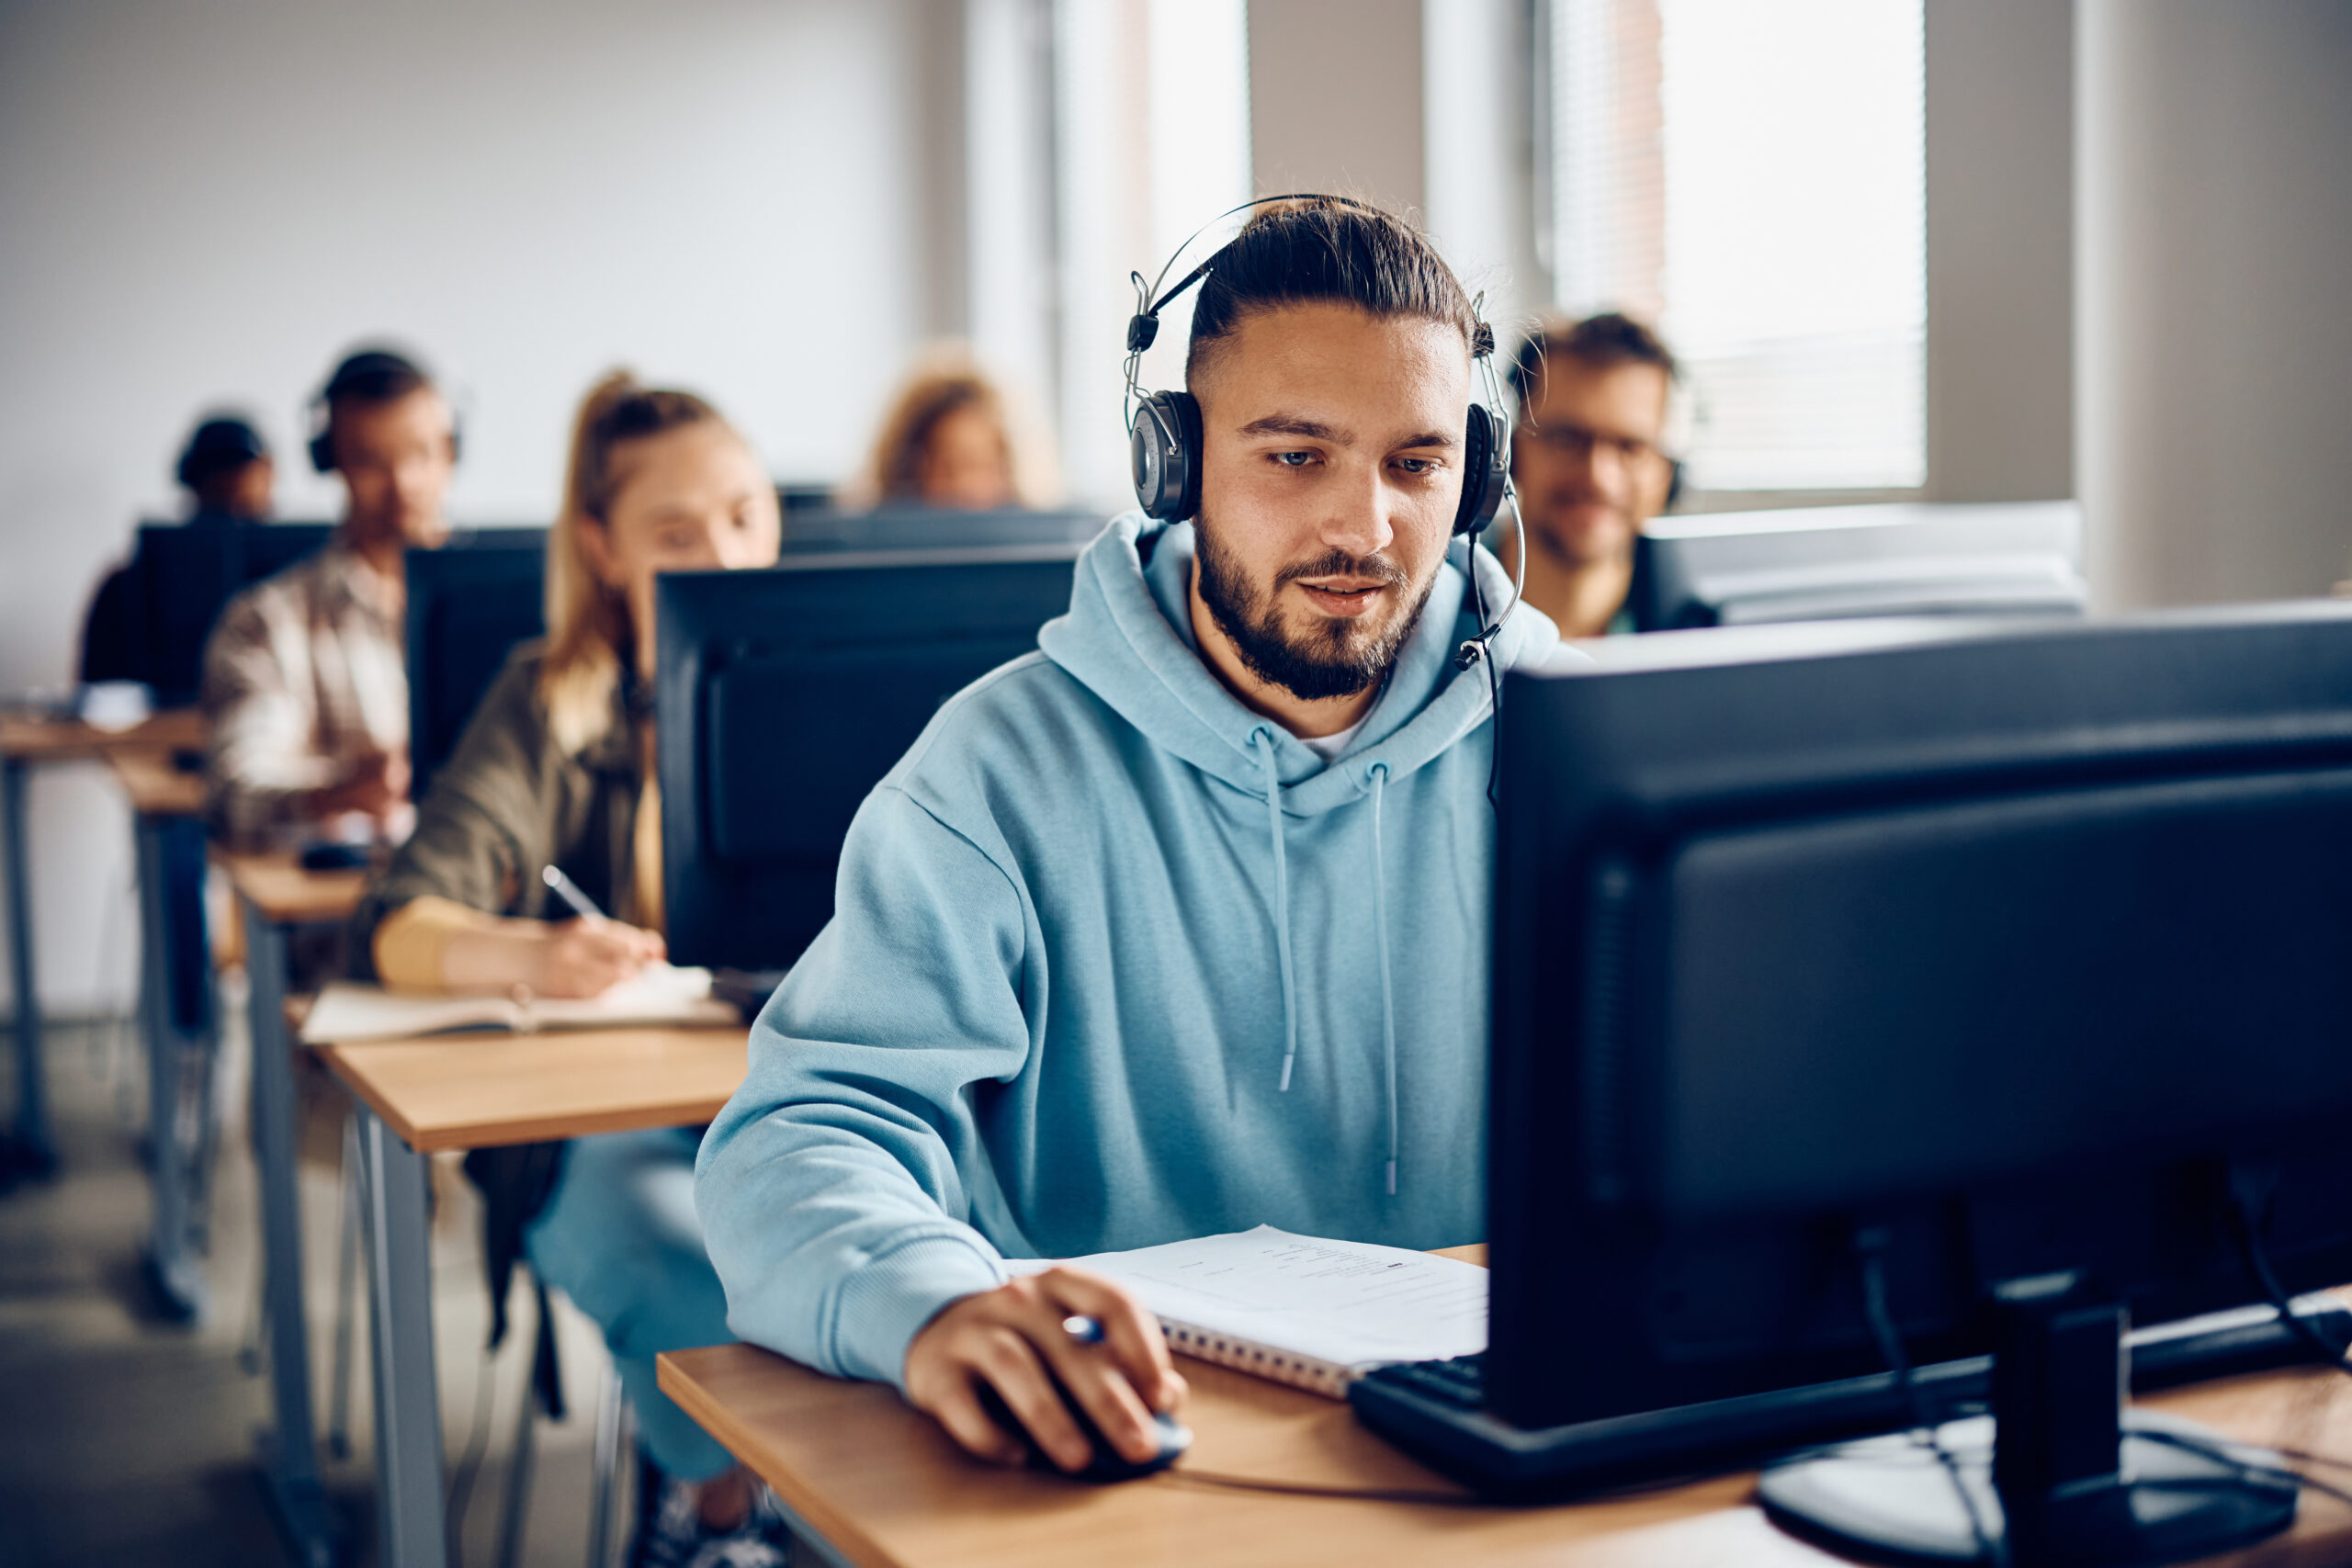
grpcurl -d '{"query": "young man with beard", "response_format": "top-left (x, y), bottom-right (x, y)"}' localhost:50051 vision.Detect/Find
top-left (696, 199), bottom-right (1562, 1472)
top-left (203, 347), bottom-right (458, 848)
top-left (1499, 313), bottom-right (1679, 637)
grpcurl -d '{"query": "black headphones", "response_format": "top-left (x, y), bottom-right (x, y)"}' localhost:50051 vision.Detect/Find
top-left (1124, 195), bottom-right (1510, 541)
top-left (306, 347), bottom-right (462, 474)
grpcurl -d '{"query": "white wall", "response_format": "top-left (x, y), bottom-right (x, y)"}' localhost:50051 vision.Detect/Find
top-left (0, 0), bottom-right (943, 1010)
top-left (2079, 0), bottom-right (2352, 609)
top-left (1923, 0), bottom-right (2074, 505)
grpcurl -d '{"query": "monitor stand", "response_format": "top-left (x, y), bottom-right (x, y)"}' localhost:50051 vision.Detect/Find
top-left (1758, 1274), bottom-right (2300, 1566)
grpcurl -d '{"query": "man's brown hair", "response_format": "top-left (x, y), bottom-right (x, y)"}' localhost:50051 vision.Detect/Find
top-left (1184, 197), bottom-right (1482, 385)
top-left (1506, 312), bottom-right (1678, 412)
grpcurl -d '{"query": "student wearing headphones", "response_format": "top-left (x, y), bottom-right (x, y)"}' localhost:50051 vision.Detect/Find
top-left (201, 346), bottom-right (458, 848)
top-left (696, 198), bottom-right (1564, 1472)
top-left (1498, 313), bottom-right (1682, 638)
top-left (80, 415), bottom-right (278, 685)
top-left (348, 372), bottom-right (789, 1566)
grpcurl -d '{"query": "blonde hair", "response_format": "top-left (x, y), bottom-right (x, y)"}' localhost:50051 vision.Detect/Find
top-left (848, 344), bottom-right (1061, 511)
top-left (539, 370), bottom-right (728, 753)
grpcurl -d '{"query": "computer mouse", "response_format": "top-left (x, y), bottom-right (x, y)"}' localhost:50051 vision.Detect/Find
top-left (974, 1375), bottom-right (1193, 1482)
top-left (298, 840), bottom-right (370, 873)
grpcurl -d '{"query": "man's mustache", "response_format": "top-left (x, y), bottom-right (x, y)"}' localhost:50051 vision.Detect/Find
top-left (1275, 549), bottom-right (1409, 589)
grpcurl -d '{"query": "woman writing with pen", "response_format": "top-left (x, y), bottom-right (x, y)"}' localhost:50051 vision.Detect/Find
top-left (347, 371), bottom-right (789, 1566)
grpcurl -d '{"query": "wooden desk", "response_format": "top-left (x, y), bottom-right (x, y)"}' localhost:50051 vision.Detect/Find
top-left (315, 1022), bottom-right (750, 1568)
top-left (0, 705), bottom-right (209, 761)
top-left (214, 848), bottom-right (368, 1568)
top-left (0, 707), bottom-right (207, 1181)
top-left (106, 750), bottom-right (218, 1322)
top-left (322, 1026), bottom-right (748, 1152)
top-left (660, 1302), bottom-right (2352, 1568)
top-left (107, 748), bottom-right (209, 818)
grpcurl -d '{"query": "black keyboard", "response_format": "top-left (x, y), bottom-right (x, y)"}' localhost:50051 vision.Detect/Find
top-left (1374, 1352), bottom-right (1487, 1408)
top-left (1350, 1297), bottom-right (2352, 1501)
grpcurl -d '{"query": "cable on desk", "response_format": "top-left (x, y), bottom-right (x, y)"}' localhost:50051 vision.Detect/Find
top-left (2228, 1165), bottom-right (2352, 1382)
top-left (1161, 1470), bottom-right (1490, 1506)
top-left (1854, 1226), bottom-right (2009, 1568)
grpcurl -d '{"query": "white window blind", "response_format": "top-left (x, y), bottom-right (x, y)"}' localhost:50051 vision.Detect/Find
top-left (1549, 0), bottom-right (1926, 493)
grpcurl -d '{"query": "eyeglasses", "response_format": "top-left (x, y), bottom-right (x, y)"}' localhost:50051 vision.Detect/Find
top-left (1517, 420), bottom-right (1668, 468)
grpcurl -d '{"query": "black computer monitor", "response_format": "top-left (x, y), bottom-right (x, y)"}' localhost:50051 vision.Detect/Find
top-left (654, 546), bottom-right (1080, 973)
top-left (1627, 501), bottom-right (2087, 631)
top-left (779, 505), bottom-right (1102, 557)
top-left (1485, 609), bottom-right (2352, 1559)
top-left (127, 520), bottom-right (335, 705)
top-left (402, 530), bottom-right (548, 799)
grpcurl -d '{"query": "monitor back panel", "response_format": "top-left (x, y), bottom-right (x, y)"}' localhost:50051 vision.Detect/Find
top-left (657, 547), bottom-right (1080, 972)
top-left (403, 532), bottom-right (548, 800)
top-left (130, 521), bottom-right (334, 704)
top-left (1629, 501), bottom-right (2086, 631)
top-left (1487, 607), bottom-right (2352, 1427)
top-left (779, 505), bottom-right (1102, 558)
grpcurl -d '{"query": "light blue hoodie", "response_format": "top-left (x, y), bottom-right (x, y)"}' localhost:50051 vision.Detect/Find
top-left (695, 512), bottom-right (1561, 1391)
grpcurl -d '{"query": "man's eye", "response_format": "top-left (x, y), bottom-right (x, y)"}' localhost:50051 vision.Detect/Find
top-left (1271, 451), bottom-right (1315, 468)
top-left (1396, 457), bottom-right (1439, 475)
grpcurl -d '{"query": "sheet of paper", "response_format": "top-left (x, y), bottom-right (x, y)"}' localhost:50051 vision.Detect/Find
top-left (300, 964), bottom-right (731, 1043)
top-left (1028, 1224), bottom-right (1488, 1369)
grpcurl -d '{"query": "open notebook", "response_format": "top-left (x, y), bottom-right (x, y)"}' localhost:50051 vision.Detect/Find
top-left (299, 964), bottom-right (741, 1044)
top-left (1012, 1225), bottom-right (1487, 1399)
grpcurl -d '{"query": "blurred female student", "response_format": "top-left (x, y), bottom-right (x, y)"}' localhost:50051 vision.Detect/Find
top-left (348, 372), bottom-right (789, 1566)
top-left (849, 344), bottom-right (1060, 511)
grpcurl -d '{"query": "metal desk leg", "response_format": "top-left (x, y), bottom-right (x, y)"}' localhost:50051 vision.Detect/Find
top-left (134, 814), bottom-right (205, 1321)
top-left (1, 752), bottom-right (53, 1180)
top-left (356, 1105), bottom-right (448, 1568)
top-left (244, 898), bottom-right (339, 1568)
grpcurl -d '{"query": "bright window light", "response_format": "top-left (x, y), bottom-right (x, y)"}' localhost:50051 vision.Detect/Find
top-left (1552, 0), bottom-right (1925, 492)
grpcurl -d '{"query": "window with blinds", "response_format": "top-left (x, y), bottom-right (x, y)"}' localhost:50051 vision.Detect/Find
top-left (1547, 0), bottom-right (1926, 493)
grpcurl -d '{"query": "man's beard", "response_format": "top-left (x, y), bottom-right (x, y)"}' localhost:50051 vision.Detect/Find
top-left (1193, 513), bottom-right (1438, 702)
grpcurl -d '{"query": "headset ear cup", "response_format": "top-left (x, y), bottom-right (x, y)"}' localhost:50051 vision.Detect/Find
top-left (309, 423), bottom-right (335, 476)
top-left (1454, 404), bottom-right (1508, 537)
top-left (1129, 389), bottom-right (1204, 521)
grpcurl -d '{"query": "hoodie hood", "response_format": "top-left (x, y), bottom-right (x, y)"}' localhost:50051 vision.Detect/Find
top-left (1039, 513), bottom-right (1557, 814)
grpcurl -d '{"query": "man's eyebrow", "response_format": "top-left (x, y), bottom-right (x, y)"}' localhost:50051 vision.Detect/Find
top-left (1396, 429), bottom-right (1460, 450)
top-left (1238, 414), bottom-right (1351, 444)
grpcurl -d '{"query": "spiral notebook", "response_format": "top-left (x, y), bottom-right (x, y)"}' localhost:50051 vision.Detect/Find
top-left (1013, 1225), bottom-right (1488, 1399)
top-left (299, 965), bottom-right (740, 1044)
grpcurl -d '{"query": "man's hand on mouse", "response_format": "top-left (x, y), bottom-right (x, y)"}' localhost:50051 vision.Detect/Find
top-left (904, 1266), bottom-right (1186, 1472)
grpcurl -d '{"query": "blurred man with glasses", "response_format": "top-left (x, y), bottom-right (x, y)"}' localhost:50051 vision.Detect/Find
top-left (1501, 314), bottom-right (1679, 637)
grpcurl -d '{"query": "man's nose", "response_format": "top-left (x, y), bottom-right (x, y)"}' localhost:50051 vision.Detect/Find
top-left (1320, 459), bottom-right (1394, 557)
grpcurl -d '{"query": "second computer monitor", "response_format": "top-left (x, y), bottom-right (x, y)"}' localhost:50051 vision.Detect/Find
top-left (1627, 500), bottom-right (2087, 631)
top-left (655, 546), bottom-right (1080, 973)
top-left (1490, 607), bottom-right (2352, 1431)
top-left (402, 530), bottom-right (548, 800)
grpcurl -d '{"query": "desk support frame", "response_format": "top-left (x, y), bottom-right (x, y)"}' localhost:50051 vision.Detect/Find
top-left (2, 752), bottom-right (54, 1179)
top-left (243, 897), bottom-right (340, 1568)
top-left (356, 1103), bottom-right (449, 1568)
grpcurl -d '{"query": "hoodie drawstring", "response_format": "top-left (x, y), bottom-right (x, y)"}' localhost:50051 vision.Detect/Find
top-left (1248, 727), bottom-right (1300, 1092)
top-left (1367, 762), bottom-right (1398, 1197)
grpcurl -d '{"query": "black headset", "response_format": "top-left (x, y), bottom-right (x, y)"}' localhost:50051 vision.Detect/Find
top-left (306, 347), bottom-right (462, 474)
top-left (1123, 195), bottom-right (1510, 542)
